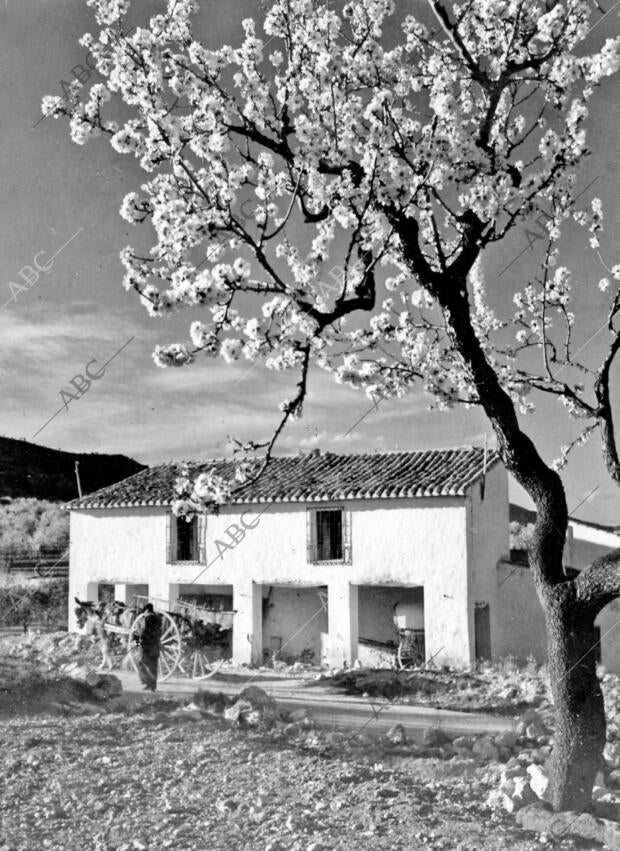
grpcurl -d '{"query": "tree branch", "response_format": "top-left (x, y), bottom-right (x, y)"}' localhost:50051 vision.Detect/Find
top-left (391, 207), bottom-right (568, 585)
top-left (574, 549), bottom-right (620, 614)
top-left (595, 331), bottom-right (620, 485)
top-left (427, 1), bottom-right (486, 84)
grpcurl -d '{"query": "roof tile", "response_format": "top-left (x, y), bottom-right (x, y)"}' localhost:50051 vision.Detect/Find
top-left (69, 446), bottom-right (499, 510)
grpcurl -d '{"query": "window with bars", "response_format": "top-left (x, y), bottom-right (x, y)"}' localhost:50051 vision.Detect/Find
top-left (306, 507), bottom-right (351, 563)
top-left (167, 515), bottom-right (206, 563)
top-left (177, 517), bottom-right (198, 561)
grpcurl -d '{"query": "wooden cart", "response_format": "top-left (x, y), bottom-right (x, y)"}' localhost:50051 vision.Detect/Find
top-left (170, 599), bottom-right (234, 681)
top-left (104, 596), bottom-right (183, 682)
top-left (79, 594), bottom-right (235, 682)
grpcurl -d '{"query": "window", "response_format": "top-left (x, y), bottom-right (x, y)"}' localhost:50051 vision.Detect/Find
top-left (167, 515), bottom-right (206, 563)
top-left (307, 507), bottom-right (351, 563)
top-left (177, 517), bottom-right (198, 561)
top-left (316, 509), bottom-right (342, 561)
top-left (474, 602), bottom-right (492, 662)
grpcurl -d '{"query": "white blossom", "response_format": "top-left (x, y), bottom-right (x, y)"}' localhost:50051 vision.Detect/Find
top-left (43, 0), bottom-right (620, 499)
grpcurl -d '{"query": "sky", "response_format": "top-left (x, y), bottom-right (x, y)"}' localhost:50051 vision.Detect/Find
top-left (1, 0), bottom-right (619, 525)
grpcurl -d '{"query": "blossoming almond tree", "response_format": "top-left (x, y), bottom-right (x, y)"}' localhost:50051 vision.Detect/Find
top-left (44, 0), bottom-right (620, 810)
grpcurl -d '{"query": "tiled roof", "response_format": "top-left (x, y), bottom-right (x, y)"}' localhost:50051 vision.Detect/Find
top-left (69, 446), bottom-right (499, 510)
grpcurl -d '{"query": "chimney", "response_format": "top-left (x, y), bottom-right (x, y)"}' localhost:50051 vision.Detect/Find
top-left (298, 448), bottom-right (322, 458)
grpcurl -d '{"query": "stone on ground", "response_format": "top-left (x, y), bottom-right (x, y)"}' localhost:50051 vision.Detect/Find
top-left (605, 742), bottom-right (620, 769)
top-left (493, 730), bottom-right (517, 750)
top-left (68, 665), bottom-right (92, 682)
top-left (223, 699), bottom-right (261, 727)
top-left (492, 775), bottom-right (538, 813)
top-left (452, 735), bottom-right (476, 753)
top-left (516, 802), bottom-right (620, 849)
top-left (472, 736), bottom-right (500, 762)
top-left (526, 764), bottom-right (549, 800)
top-left (386, 724), bottom-right (407, 746)
top-left (237, 686), bottom-right (278, 725)
top-left (422, 727), bottom-right (451, 747)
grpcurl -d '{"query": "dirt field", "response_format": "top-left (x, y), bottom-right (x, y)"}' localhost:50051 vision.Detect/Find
top-left (0, 702), bottom-right (562, 851)
top-left (0, 634), bottom-right (610, 850)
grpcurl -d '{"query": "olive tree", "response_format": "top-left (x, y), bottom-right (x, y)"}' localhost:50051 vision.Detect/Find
top-left (44, 0), bottom-right (620, 810)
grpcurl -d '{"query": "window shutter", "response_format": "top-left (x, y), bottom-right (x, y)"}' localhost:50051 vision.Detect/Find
top-left (198, 514), bottom-right (207, 564)
top-left (166, 514), bottom-right (177, 563)
top-left (306, 508), bottom-right (317, 563)
top-left (343, 510), bottom-right (352, 564)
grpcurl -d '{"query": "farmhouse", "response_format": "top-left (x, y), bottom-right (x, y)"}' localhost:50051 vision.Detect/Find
top-left (68, 446), bottom-right (620, 672)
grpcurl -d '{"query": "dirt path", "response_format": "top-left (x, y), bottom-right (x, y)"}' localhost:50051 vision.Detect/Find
top-left (115, 669), bottom-right (516, 741)
top-left (0, 637), bottom-right (586, 850)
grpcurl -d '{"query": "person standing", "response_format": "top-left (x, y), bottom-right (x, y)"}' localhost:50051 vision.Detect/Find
top-left (90, 612), bottom-right (114, 672)
top-left (137, 603), bottom-right (162, 692)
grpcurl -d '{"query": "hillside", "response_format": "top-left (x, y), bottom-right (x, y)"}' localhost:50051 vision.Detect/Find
top-left (0, 437), bottom-right (146, 502)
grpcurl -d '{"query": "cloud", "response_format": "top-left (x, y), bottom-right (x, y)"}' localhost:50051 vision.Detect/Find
top-left (0, 306), bottom-right (133, 360)
top-left (1, 297), bottom-right (489, 473)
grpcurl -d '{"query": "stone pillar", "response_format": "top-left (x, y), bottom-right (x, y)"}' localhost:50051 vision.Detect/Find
top-left (327, 580), bottom-right (358, 668)
top-left (114, 584), bottom-right (150, 608)
top-left (146, 577), bottom-right (180, 611)
top-left (114, 584), bottom-right (132, 605)
top-left (167, 583), bottom-right (181, 610)
top-left (233, 581), bottom-right (262, 666)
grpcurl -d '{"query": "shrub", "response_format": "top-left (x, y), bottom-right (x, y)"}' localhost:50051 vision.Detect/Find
top-left (0, 578), bottom-right (67, 630)
top-left (0, 499), bottom-right (69, 565)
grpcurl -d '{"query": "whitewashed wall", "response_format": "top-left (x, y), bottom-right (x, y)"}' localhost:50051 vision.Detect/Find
top-left (494, 561), bottom-right (548, 665)
top-left (494, 560), bottom-right (620, 675)
top-left (262, 586), bottom-right (328, 662)
top-left (598, 598), bottom-right (620, 673)
top-left (69, 493), bottom-right (473, 666)
top-left (569, 524), bottom-right (620, 673)
top-left (567, 523), bottom-right (620, 570)
top-left (467, 463), bottom-right (510, 661)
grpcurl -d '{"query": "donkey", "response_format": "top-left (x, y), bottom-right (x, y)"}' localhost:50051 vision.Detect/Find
top-left (82, 609), bottom-right (115, 672)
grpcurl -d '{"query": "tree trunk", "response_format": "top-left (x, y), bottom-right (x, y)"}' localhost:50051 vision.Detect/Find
top-left (543, 591), bottom-right (606, 812)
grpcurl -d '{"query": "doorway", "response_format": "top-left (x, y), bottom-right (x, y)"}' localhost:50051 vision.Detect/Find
top-left (474, 602), bottom-right (492, 661)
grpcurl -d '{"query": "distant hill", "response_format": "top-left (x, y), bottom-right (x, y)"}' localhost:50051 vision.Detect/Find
top-left (0, 436), bottom-right (146, 502)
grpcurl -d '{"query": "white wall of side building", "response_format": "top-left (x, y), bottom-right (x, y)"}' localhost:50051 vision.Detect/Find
top-left (467, 468), bottom-right (620, 672)
top-left (467, 462), bottom-right (510, 663)
top-left (598, 598), bottom-right (620, 673)
top-left (494, 561), bottom-right (547, 665)
top-left (569, 524), bottom-right (620, 673)
top-left (567, 523), bottom-right (620, 570)
top-left (69, 493), bottom-right (473, 668)
top-left (493, 559), bottom-right (620, 675)
top-left (494, 518), bottom-right (620, 673)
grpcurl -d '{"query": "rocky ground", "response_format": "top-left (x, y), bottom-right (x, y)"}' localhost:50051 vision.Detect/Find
top-left (2, 632), bottom-right (620, 850)
top-left (0, 701), bottom-right (565, 851)
top-left (323, 661), bottom-right (550, 716)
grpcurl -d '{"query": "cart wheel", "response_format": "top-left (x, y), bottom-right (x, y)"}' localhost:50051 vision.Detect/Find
top-left (190, 645), bottom-right (224, 681)
top-left (397, 633), bottom-right (416, 670)
top-left (397, 630), bottom-right (425, 670)
top-left (396, 639), bottom-right (409, 670)
top-left (397, 643), bottom-right (419, 670)
top-left (128, 611), bottom-right (181, 682)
